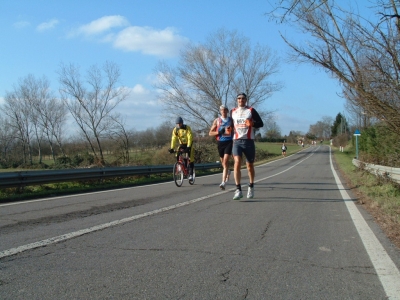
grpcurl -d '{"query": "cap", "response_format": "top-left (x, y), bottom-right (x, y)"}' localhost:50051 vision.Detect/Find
top-left (175, 116), bottom-right (183, 124)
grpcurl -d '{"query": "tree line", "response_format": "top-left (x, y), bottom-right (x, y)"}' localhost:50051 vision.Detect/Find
top-left (0, 28), bottom-right (285, 169)
top-left (3, 0), bottom-right (398, 168)
top-left (267, 0), bottom-right (400, 138)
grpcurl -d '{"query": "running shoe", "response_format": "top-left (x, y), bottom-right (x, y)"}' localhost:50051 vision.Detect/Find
top-left (219, 182), bottom-right (225, 190)
top-left (232, 189), bottom-right (243, 200)
top-left (188, 175), bottom-right (193, 181)
top-left (247, 186), bottom-right (254, 199)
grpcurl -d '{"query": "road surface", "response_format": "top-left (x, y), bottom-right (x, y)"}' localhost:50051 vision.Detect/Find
top-left (1, 145), bottom-right (399, 299)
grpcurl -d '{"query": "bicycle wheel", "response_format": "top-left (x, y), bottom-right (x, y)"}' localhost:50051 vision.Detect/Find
top-left (173, 162), bottom-right (184, 187)
top-left (189, 168), bottom-right (195, 185)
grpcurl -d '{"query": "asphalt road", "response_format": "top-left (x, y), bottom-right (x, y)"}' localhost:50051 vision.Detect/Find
top-left (1, 145), bottom-right (400, 300)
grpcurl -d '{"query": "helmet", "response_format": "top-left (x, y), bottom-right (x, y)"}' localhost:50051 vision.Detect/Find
top-left (175, 117), bottom-right (183, 124)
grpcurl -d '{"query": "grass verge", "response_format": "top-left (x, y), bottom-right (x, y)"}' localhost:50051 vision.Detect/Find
top-left (0, 169), bottom-right (221, 203)
top-left (333, 146), bottom-right (400, 249)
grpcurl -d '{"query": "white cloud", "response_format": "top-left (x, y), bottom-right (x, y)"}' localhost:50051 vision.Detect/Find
top-left (113, 26), bottom-right (189, 57)
top-left (131, 84), bottom-right (149, 95)
top-left (13, 21), bottom-right (30, 29)
top-left (37, 19), bottom-right (59, 31)
top-left (114, 85), bottom-right (165, 130)
top-left (73, 15), bottom-right (129, 36)
top-left (68, 15), bottom-right (188, 58)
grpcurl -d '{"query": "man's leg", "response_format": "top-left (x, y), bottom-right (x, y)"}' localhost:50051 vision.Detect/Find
top-left (232, 155), bottom-right (243, 199)
top-left (234, 155), bottom-right (241, 185)
top-left (246, 162), bottom-right (255, 184)
top-left (223, 153), bottom-right (232, 182)
top-left (244, 141), bottom-right (256, 199)
top-left (219, 155), bottom-right (227, 190)
top-left (221, 155), bottom-right (228, 182)
top-left (245, 162), bottom-right (255, 199)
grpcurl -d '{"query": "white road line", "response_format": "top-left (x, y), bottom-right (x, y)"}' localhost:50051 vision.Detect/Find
top-left (0, 190), bottom-right (227, 259)
top-left (0, 149), bottom-right (316, 259)
top-left (0, 181), bottom-right (173, 207)
top-left (329, 147), bottom-right (400, 299)
top-left (0, 147), bottom-right (316, 208)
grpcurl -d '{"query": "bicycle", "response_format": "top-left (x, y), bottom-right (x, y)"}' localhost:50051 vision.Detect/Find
top-left (172, 149), bottom-right (195, 187)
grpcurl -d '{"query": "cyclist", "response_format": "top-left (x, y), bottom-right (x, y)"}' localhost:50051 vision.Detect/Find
top-left (168, 117), bottom-right (194, 181)
top-left (209, 105), bottom-right (233, 190)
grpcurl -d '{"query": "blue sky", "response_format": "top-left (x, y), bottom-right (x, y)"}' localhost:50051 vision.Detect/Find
top-left (0, 0), bottom-right (349, 136)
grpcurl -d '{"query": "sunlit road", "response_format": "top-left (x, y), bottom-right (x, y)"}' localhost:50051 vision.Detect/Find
top-left (1, 145), bottom-right (399, 299)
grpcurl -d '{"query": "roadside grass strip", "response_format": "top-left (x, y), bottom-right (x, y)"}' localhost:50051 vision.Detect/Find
top-left (329, 147), bottom-right (400, 299)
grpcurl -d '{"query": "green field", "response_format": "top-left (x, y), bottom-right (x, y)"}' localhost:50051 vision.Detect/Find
top-left (256, 142), bottom-right (302, 157)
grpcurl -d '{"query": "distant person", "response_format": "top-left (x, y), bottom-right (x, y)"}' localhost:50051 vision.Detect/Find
top-left (168, 117), bottom-right (194, 181)
top-left (230, 93), bottom-right (264, 200)
top-left (281, 143), bottom-right (287, 157)
top-left (209, 105), bottom-right (233, 190)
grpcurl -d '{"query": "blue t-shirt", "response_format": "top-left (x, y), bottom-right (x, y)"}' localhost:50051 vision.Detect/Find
top-left (217, 117), bottom-right (233, 142)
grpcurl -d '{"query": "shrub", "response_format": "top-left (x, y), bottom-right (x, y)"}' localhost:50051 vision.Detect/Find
top-left (357, 123), bottom-right (400, 167)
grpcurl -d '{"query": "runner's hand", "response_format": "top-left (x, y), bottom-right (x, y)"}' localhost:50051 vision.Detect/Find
top-left (245, 119), bottom-right (253, 127)
top-left (168, 148), bottom-right (174, 153)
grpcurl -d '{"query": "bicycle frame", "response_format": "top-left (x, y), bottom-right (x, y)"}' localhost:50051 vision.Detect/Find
top-left (172, 149), bottom-right (195, 187)
top-left (177, 150), bottom-right (189, 175)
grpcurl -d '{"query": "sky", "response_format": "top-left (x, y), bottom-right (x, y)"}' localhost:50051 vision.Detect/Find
top-left (0, 0), bottom-right (350, 136)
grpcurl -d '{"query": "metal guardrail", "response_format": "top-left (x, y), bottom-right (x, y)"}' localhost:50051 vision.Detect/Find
top-left (352, 159), bottom-right (400, 183)
top-left (0, 163), bottom-right (221, 188)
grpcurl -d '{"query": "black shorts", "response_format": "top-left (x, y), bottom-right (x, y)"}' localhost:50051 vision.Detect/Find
top-left (217, 140), bottom-right (233, 158)
top-left (232, 139), bottom-right (256, 163)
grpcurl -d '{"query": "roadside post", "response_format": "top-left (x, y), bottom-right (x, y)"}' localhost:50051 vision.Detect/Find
top-left (353, 129), bottom-right (361, 159)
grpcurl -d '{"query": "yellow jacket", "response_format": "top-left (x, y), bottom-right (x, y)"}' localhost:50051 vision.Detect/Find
top-left (171, 125), bottom-right (193, 149)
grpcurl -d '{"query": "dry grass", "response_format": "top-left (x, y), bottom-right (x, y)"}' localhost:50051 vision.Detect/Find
top-left (333, 147), bottom-right (400, 249)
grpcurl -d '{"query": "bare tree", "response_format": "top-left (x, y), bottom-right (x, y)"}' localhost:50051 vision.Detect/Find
top-left (0, 116), bottom-right (18, 165)
top-left (308, 116), bottom-right (333, 139)
top-left (267, 0), bottom-right (400, 136)
top-left (105, 113), bottom-right (131, 164)
top-left (58, 61), bottom-right (129, 165)
top-left (3, 80), bottom-right (34, 165)
top-left (154, 121), bottom-right (174, 147)
top-left (154, 28), bottom-right (282, 128)
top-left (28, 76), bottom-right (68, 161)
top-left (19, 74), bottom-right (68, 164)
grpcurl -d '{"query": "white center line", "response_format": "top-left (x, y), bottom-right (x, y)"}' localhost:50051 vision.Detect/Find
top-left (0, 150), bottom-right (315, 259)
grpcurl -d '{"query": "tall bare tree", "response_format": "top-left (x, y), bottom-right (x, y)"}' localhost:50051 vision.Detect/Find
top-left (58, 61), bottom-right (129, 165)
top-left (3, 79), bottom-right (35, 165)
top-left (105, 113), bottom-right (131, 164)
top-left (154, 28), bottom-right (282, 128)
top-left (308, 116), bottom-right (333, 139)
top-left (19, 74), bottom-right (68, 163)
top-left (267, 0), bottom-right (400, 136)
top-left (0, 116), bottom-right (17, 164)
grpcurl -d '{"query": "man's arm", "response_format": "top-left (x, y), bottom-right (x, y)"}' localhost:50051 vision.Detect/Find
top-left (252, 109), bottom-right (264, 128)
top-left (170, 128), bottom-right (177, 149)
top-left (209, 119), bottom-right (218, 137)
top-left (187, 125), bottom-right (193, 147)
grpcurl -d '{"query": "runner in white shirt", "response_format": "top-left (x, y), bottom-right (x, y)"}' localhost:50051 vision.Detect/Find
top-left (230, 93), bottom-right (264, 200)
